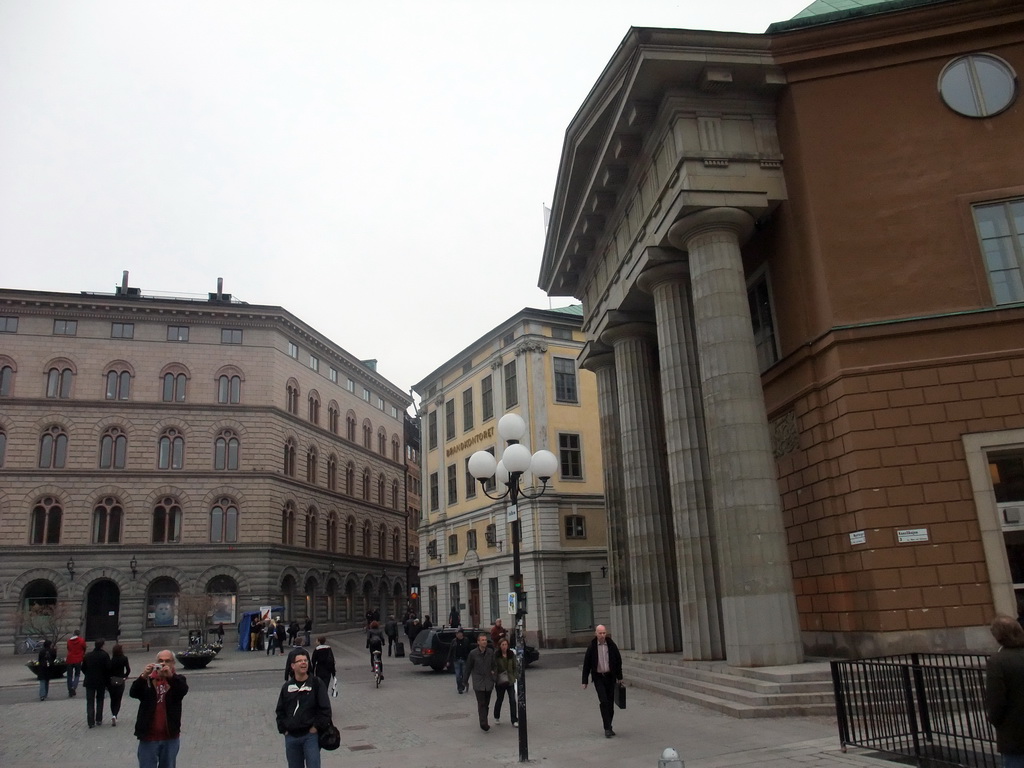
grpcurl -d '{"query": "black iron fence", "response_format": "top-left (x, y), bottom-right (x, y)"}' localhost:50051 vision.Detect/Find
top-left (831, 653), bottom-right (998, 768)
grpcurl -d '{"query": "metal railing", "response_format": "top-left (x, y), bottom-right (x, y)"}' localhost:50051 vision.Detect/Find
top-left (831, 653), bottom-right (998, 767)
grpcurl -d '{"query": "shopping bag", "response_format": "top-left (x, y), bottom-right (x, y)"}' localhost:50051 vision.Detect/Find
top-left (615, 683), bottom-right (626, 710)
top-left (331, 675), bottom-right (338, 698)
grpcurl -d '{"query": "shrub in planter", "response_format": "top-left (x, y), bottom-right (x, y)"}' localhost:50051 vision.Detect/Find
top-left (26, 658), bottom-right (68, 680)
top-left (175, 648), bottom-right (216, 669)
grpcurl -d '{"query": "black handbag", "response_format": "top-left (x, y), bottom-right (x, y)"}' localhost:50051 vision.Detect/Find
top-left (318, 722), bottom-right (341, 751)
top-left (615, 683), bottom-right (626, 710)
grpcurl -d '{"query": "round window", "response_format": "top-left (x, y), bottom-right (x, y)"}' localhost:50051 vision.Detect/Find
top-left (939, 53), bottom-right (1018, 118)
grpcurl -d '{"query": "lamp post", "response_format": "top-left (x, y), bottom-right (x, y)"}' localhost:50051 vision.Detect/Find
top-left (66, 556), bottom-right (76, 581)
top-left (129, 555), bottom-right (138, 581)
top-left (469, 413), bottom-right (558, 763)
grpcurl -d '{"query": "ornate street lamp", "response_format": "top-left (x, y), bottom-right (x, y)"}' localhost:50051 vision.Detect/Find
top-left (469, 412), bottom-right (558, 763)
top-left (66, 556), bottom-right (76, 581)
top-left (129, 555), bottom-right (139, 580)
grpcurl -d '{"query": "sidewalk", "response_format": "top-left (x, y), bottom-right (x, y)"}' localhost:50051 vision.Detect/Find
top-left (0, 633), bottom-right (898, 768)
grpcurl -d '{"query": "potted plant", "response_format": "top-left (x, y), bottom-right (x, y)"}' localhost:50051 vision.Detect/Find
top-left (26, 657), bottom-right (68, 680)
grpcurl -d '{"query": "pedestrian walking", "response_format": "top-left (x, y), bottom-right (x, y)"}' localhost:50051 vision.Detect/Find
top-left (66, 629), bottom-right (86, 697)
top-left (581, 624), bottom-right (624, 738)
top-left (448, 605), bottom-right (460, 628)
top-left (986, 614), bottom-right (1024, 768)
top-left (276, 620), bottom-right (287, 654)
top-left (107, 643), bottom-right (131, 727)
top-left (276, 648), bottom-right (332, 768)
top-left (384, 615), bottom-right (398, 657)
top-left (36, 640), bottom-right (57, 701)
top-left (493, 636), bottom-right (519, 726)
top-left (214, 622), bottom-right (224, 645)
top-left (466, 631), bottom-right (496, 731)
top-left (303, 617), bottom-right (312, 646)
top-left (82, 638), bottom-right (111, 728)
top-left (288, 620), bottom-right (300, 647)
top-left (447, 627), bottom-right (471, 694)
top-left (310, 636), bottom-right (337, 698)
top-left (266, 619), bottom-right (279, 656)
top-left (130, 649), bottom-right (189, 767)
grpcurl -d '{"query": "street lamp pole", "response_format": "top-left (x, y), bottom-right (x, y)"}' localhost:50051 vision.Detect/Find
top-left (469, 413), bottom-right (558, 764)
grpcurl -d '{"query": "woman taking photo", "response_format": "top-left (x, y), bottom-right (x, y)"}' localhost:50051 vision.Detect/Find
top-left (492, 636), bottom-right (519, 727)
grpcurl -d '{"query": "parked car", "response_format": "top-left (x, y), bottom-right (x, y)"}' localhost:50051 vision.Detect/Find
top-left (408, 627), bottom-right (539, 672)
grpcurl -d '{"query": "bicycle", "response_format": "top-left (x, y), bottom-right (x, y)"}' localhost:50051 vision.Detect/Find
top-left (372, 649), bottom-right (383, 688)
top-left (20, 636), bottom-right (45, 655)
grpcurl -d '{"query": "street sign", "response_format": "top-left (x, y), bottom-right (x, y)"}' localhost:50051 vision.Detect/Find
top-left (507, 503), bottom-right (518, 522)
top-left (507, 592), bottom-right (516, 615)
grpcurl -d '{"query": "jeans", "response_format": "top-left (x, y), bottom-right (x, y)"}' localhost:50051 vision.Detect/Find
top-left (85, 684), bottom-right (105, 726)
top-left (39, 677), bottom-right (49, 700)
top-left (284, 731), bottom-right (321, 768)
top-left (453, 659), bottom-right (466, 692)
top-left (267, 635), bottom-right (277, 655)
top-left (137, 738), bottom-right (180, 768)
top-left (494, 683), bottom-right (518, 723)
top-left (67, 663), bottom-right (82, 692)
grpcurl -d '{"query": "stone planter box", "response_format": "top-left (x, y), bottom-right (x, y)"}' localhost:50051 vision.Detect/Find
top-left (175, 652), bottom-right (215, 670)
top-left (26, 661), bottom-right (67, 680)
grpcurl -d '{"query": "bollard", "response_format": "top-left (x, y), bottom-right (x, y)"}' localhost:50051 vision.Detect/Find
top-left (658, 747), bottom-right (684, 768)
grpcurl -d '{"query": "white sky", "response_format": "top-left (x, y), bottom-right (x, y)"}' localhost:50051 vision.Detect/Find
top-left (0, 0), bottom-right (810, 401)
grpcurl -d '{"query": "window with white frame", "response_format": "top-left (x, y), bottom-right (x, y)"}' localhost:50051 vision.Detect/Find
top-left (553, 357), bottom-right (578, 403)
top-left (565, 514), bottom-right (586, 539)
top-left (975, 199), bottom-right (1024, 305)
top-left (559, 433), bottom-right (583, 479)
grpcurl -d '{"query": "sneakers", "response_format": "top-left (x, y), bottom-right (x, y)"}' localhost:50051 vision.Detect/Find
top-left (512, 721), bottom-right (519, 728)
top-left (604, 728), bottom-right (616, 738)
top-left (111, 716), bottom-right (117, 727)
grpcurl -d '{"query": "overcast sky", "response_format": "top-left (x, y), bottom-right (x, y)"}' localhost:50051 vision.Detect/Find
top-left (0, 0), bottom-right (810, 402)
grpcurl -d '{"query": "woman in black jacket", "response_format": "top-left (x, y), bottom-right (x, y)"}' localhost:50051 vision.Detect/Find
top-left (36, 640), bottom-right (57, 701)
top-left (310, 637), bottom-right (336, 692)
top-left (276, 650), bottom-right (332, 768)
top-left (107, 643), bottom-right (131, 726)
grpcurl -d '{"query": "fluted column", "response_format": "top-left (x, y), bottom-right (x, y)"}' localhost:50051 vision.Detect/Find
top-left (638, 258), bottom-right (724, 660)
top-left (668, 207), bottom-right (803, 667)
top-left (579, 349), bottom-right (633, 649)
top-left (601, 322), bottom-right (680, 653)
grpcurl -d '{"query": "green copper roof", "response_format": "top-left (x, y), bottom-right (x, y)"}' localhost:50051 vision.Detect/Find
top-left (546, 304), bottom-right (583, 316)
top-left (769, 0), bottom-right (950, 32)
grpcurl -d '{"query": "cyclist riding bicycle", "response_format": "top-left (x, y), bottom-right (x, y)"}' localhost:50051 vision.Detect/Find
top-left (366, 620), bottom-right (386, 680)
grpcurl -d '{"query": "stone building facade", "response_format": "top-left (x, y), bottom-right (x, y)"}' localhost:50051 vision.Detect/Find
top-left (413, 306), bottom-right (609, 647)
top-left (0, 281), bottom-right (411, 647)
top-left (540, 0), bottom-right (1024, 662)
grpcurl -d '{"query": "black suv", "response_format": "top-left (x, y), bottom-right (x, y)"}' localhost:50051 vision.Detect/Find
top-left (408, 627), bottom-right (540, 672)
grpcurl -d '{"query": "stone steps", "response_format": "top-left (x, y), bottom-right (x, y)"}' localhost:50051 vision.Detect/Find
top-left (623, 652), bottom-right (837, 719)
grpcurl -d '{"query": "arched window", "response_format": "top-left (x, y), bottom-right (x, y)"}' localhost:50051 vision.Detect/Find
top-left (362, 468), bottom-right (371, 500)
top-left (361, 521), bottom-right (371, 555)
top-left (305, 508), bottom-right (318, 549)
top-left (147, 577), bottom-right (179, 627)
top-left (392, 436), bottom-right (400, 462)
top-left (326, 513), bottom-right (338, 553)
top-left (0, 364), bottom-right (14, 397)
top-left (217, 374), bottom-right (241, 404)
top-left (39, 425), bottom-right (68, 469)
top-left (158, 428), bottom-right (185, 470)
top-left (210, 497), bottom-right (239, 543)
top-left (306, 446), bottom-right (318, 484)
top-left (282, 502), bottom-right (296, 545)
top-left (378, 474), bottom-right (386, 505)
top-left (30, 497), bottom-right (62, 544)
top-left (377, 524), bottom-right (386, 557)
top-left (328, 404), bottom-right (339, 434)
top-left (99, 426), bottom-right (127, 469)
top-left (363, 421), bottom-right (372, 449)
top-left (45, 367), bottom-right (73, 398)
top-left (308, 393), bottom-right (320, 425)
top-left (345, 462), bottom-right (355, 495)
top-left (161, 372), bottom-right (187, 402)
top-left (345, 516), bottom-right (355, 555)
top-left (283, 438), bottom-right (297, 476)
top-left (391, 479), bottom-right (400, 510)
top-left (105, 369), bottom-right (131, 400)
top-left (286, 382), bottom-right (299, 415)
top-left (214, 429), bottom-right (239, 470)
top-left (207, 575), bottom-right (238, 624)
top-left (378, 428), bottom-right (387, 456)
top-left (327, 455), bottom-right (337, 491)
top-left (0, 428), bottom-right (6, 467)
top-left (152, 496), bottom-right (182, 543)
top-left (346, 412), bottom-right (356, 441)
top-left (392, 528), bottom-right (401, 561)
top-left (93, 496), bottom-right (123, 544)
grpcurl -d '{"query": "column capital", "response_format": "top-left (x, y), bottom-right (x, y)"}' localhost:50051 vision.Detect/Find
top-left (600, 315), bottom-right (657, 347)
top-left (578, 340), bottom-right (615, 373)
top-left (666, 207), bottom-right (755, 251)
top-left (637, 261), bottom-right (691, 295)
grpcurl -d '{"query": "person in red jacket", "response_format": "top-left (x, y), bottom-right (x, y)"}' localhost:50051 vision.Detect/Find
top-left (66, 629), bottom-right (87, 697)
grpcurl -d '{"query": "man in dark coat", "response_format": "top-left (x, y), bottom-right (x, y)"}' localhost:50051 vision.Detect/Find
top-left (82, 638), bottom-right (111, 728)
top-left (465, 631), bottom-right (496, 731)
top-left (384, 615), bottom-right (399, 657)
top-left (985, 614), bottom-right (1024, 766)
top-left (130, 649), bottom-right (189, 767)
top-left (581, 624), bottom-right (624, 738)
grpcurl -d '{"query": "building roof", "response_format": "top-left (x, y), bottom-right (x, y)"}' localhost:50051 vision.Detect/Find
top-left (546, 304), bottom-right (584, 317)
top-left (770, 0), bottom-right (950, 32)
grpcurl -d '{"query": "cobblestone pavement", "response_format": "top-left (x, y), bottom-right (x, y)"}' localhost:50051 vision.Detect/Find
top-left (0, 632), bottom-right (896, 768)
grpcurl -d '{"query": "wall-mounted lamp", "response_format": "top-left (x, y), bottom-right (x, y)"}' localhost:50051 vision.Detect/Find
top-left (129, 555), bottom-right (138, 580)
top-left (600, 565), bottom-right (607, 578)
top-left (66, 556), bottom-right (76, 581)
top-left (328, 561), bottom-right (337, 580)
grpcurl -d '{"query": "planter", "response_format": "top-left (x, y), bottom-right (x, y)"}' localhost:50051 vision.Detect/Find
top-left (26, 661), bottom-right (67, 680)
top-left (175, 652), bottom-right (215, 670)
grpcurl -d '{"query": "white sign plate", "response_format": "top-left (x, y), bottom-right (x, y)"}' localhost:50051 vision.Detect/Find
top-left (507, 504), bottom-right (518, 522)
top-left (849, 531), bottom-right (866, 546)
top-left (897, 528), bottom-right (929, 543)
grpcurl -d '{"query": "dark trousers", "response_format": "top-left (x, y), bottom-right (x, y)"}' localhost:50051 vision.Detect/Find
top-left (494, 684), bottom-right (518, 723)
top-left (108, 680), bottom-right (126, 716)
top-left (386, 635), bottom-right (396, 656)
top-left (474, 689), bottom-right (493, 728)
top-left (85, 684), bottom-right (105, 726)
top-left (592, 673), bottom-right (616, 730)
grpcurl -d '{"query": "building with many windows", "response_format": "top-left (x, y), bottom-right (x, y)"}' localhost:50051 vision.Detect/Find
top-left (0, 279), bottom-right (411, 646)
top-left (412, 306), bottom-right (608, 646)
top-left (540, 0), bottom-right (1024, 664)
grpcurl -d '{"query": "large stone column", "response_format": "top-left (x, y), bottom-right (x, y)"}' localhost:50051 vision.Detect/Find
top-left (638, 258), bottom-right (724, 660)
top-left (601, 322), bottom-right (680, 653)
top-left (668, 207), bottom-right (803, 667)
top-left (579, 348), bottom-right (633, 649)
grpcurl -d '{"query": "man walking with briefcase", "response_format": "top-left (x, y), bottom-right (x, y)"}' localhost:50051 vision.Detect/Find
top-left (581, 624), bottom-right (624, 738)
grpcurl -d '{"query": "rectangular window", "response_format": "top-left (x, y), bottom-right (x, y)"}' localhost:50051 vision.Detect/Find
top-left (376, 396), bottom-right (385, 410)
top-left (288, 342), bottom-right (299, 358)
top-left (462, 388), bottom-right (474, 431)
top-left (390, 405), bottom-right (398, 418)
top-left (568, 572), bottom-right (594, 632)
top-left (501, 331), bottom-right (515, 347)
top-left (329, 367), bottom-right (338, 383)
top-left (0, 317), bottom-right (18, 333)
top-left (450, 582), bottom-right (461, 615)
top-left (362, 387), bottom-right (371, 402)
top-left (554, 357), bottom-right (578, 403)
top-left (111, 322), bottom-right (134, 339)
top-left (309, 355), bottom-right (319, 372)
top-left (975, 199), bottom-right (1024, 305)
top-left (481, 375), bottom-right (493, 421)
top-left (221, 328), bottom-right (242, 344)
top-left (467, 529), bottom-right (477, 551)
top-left (347, 378), bottom-right (355, 392)
top-left (166, 325), bottom-right (189, 342)
top-left (565, 514), bottom-right (587, 539)
top-left (504, 360), bottom-right (518, 408)
top-left (486, 523), bottom-right (498, 548)
top-left (427, 411), bottom-right (438, 450)
top-left (448, 533), bottom-right (458, 556)
top-left (429, 472), bottom-right (439, 511)
top-left (488, 578), bottom-right (499, 626)
top-left (559, 433), bottom-right (583, 479)
top-left (551, 326), bottom-right (573, 340)
top-left (465, 457), bottom-right (477, 499)
top-left (445, 399), bottom-right (456, 441)
top-left (462, 359), bottom-right (473, 375)
top-left (748, 270), bottom-right (778, 373)
top-left (447, 464), bottom-right (458, 505)
top-left (54, 319), bottom-right (78, 336)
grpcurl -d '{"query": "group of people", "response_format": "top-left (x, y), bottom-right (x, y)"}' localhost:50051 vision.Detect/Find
top-left (249, 615), bottom-right (312, 654)
top-left (38, 631), bottom-right (133, 729)
top-left (454, 630), bottom-right (521, 731)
